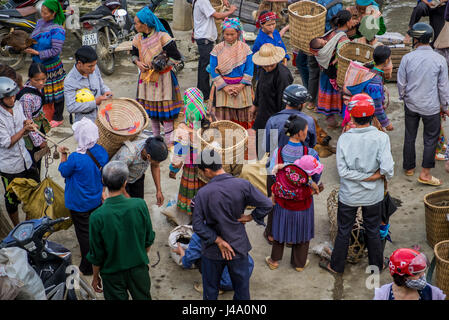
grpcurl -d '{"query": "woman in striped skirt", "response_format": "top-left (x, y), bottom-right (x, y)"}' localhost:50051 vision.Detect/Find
top-left (25, 0), bottom-right (66, 128)
top-left (169, 88), bottom-right (209, 216)
top-left (132, 7), bottom-right (183, 147)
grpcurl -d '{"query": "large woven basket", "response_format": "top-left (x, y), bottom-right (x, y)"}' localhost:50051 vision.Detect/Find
top-left (196, 120), bottom-right (248, 183)
top-left (337, 42), bottom-right (374, 88)
top-left (288, 0), bottom-right (326, 54)
top-left (96, 98), bottom-right (149, 157)
top-left (435, 240), bottom-right (449, 299)
top-left (424, 190), bottom-right (449, 248)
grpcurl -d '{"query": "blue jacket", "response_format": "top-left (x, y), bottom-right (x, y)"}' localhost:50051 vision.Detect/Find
top-left (181, 233), bottom-right (255, 291)
top-left (252, 29), bottom-right (290, 60)
top-left (59, 144), bottom-right (109, 212)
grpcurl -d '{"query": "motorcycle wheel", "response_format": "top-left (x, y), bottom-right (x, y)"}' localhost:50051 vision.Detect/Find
top-left (96, 30), bottom-right (115, 76)
top-left (73, 275), bottom-right (97, 300)
top-left (0, 30), bottom-right (26, 71)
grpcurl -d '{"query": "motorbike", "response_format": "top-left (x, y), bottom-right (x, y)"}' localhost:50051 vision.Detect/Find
top-left (77, 0), bottom-right (183, 75)
top-left (0, 0), bottom-right (72, 70)
top-left (0, 187), bottom-right (96, 300)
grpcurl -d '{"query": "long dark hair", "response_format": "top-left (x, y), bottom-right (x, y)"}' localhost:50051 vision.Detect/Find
top-left (330, 10), bottom-right (352, 29)
top-left (284, 115), bottom-right (308, 137)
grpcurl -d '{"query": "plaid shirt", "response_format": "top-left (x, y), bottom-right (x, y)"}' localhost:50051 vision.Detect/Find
top-left (111, 139), bottom-right (149, 184)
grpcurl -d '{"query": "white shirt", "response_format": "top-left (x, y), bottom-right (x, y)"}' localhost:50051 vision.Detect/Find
top-left (193, 0), bottom-right (217, 41)
top-left (0, 101), bottom-right (33, 174)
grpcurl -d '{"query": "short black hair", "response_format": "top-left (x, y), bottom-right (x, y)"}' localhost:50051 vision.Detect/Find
top-left (28, 63), bottom-right (47, 79)
top-left (392, 273), bottom-right (408, 287)
top-left (373, 45), bottom-right (391, 65)
top-left (144, 136), bottom-right (168, 162)
top-left (198, 149), bottom-right (222, 172)
top-left (310, 37), bottom-right (324, 50)
top-left (75, 46), bottom-right (98, 64)
top-left (353, 115), bottom-right (373, 125)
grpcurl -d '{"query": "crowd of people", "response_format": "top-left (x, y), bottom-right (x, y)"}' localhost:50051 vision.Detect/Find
top-left (0, 0), bottom-right (448, 300)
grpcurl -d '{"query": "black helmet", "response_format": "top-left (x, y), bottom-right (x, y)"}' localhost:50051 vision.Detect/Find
top-left (282, 84), bottom-right (311, 107)
top-left (408, 22), bottom-right (434, 44)
top-left (0, 77), bottom-right (19, 99)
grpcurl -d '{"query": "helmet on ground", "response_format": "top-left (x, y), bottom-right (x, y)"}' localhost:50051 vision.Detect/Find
top-left (408, 22), bottom-right (434, 44)
top-left (75, 88), bottom-right (95, 103)
top-left (282, 84), bottom-right (311, 107)
top-left (348, 93), bottom-right (375, 118)
top-left (389, 248), bottom-right (428, 277)
top-left (0, 76), bottom-right (19, 99)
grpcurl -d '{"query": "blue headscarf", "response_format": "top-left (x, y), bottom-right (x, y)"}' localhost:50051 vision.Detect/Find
top-left (136, 6), bottom-right (167, 33)
top-left (356, 0), bottom-right (379, 7)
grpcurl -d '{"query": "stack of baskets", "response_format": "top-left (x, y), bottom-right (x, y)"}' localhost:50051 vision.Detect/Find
top-left (196, 120), bottom-right (248, 183)
top-left (288, 0), bottom-right (326, 54)
top-left (337, 42), bottom-right (374, 88)
top-left (435, 240), bottom-right (449, 299)
top-left (423, 190), bottom-right (449, 248)
top-left (96, 98), bottom-right (149, 157)
top-left (389, 46), bottom-right (412, 82)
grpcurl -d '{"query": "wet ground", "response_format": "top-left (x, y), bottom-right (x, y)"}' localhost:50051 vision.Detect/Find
top-left (1, 0), bottom-right (446, 300)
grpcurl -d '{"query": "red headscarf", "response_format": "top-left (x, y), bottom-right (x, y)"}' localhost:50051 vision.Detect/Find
top-left (256, 11), bottom-right (278, 29)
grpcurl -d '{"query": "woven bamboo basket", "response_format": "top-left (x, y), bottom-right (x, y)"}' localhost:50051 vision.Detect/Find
top-left (435, 240), bottom-right (449, 299)
top-left (96, 98), bottom-right (149, 157)
top-left (288, 0), bottom-right (326, 54)
top-left (337, 42), bottom-right (374, 88)
top-left (424, 190), bottom-right (449, 248)
top-left (196, 120), bottom-right (248, 183)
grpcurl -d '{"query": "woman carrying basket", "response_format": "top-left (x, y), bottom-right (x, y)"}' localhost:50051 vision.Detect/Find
top-left (169, 87), bottom-right (210, 217)
top-left (209, 17), bottom-right (254, 129)
top-left (132, 7), bottom-right (183, 147)
top-left (24, 0), bottom-right (66, 128)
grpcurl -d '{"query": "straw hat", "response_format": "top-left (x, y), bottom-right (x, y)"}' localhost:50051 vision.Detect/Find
top-left (252, 43), bottom-right (285, 66)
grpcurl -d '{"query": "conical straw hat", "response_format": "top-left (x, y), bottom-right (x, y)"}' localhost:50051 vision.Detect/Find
top-left (252, 43), bottom-right (285, 66)
top-left (434, 21), bottom-right (449, 49)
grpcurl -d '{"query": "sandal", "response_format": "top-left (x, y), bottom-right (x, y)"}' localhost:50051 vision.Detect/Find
top-left (265, 256), bottom-right (279, 270)
top-left (319, 259), bottom-right (338, 275)
top-left (418, 176), bottom-right (442, 186)
top-left (263, 230), bottom-right (273, 245)
top-left (404, 169), bottom-right (415, 176)
top-left (294, 259), bottom-right (310, 272)
top-left (435, 153), bottom-right (446, 161)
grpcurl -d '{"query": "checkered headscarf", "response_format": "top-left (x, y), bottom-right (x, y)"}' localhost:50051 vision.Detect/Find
top-left (183, 87), bottom-right (207, 129)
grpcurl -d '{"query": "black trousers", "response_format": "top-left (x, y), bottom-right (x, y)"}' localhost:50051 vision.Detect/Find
top-left (196, 39), bottom-right (214, 101)
top-left (307, 55), bottom-right (320, 104)
top-left (330, 201), bottom-right (384, 273)
top-left (403, 105), bottom-right (440, 170)
top-left (264, 175), bottom-right (275, 237)
top-left (70, 207), bottom-right (98, 275)
top-left (125, 174), bottom-right (145, 199)
top-left (52, 100), bottom-right (65, 122)
top-left (409, 2), bottom-right (447, 43)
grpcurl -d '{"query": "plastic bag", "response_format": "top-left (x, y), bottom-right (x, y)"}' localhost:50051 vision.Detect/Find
top-left (0, 247), bottom-right (46, 300)
top-left (168, 225), bottom-right (193, 266)
top-left (310, 242), bottom-right (334, 261)
top-left (6, 177), bottom-right (72, 232)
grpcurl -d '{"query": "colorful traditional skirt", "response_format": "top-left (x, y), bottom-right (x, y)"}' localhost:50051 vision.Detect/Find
top-left (271, 201), bottom-right (314, 244)
top-left (137, 71), bottom-right (182, 121)
top-left (43, 58), bottom-right (65, 104)
top-left (214, 106), bottom-right (253, 129)
top-left (177, 164), bottom-right (206, 215)
top-left (317, 72), bottom-right (342, 117)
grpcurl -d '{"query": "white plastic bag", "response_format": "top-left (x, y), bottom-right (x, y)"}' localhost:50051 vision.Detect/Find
top-left (168, 225), bottom-right (194, 266)
top-left (0, 247), bottom-right (46, 300)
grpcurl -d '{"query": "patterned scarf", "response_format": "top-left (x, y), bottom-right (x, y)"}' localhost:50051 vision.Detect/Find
top-left (256, 11), bottom-right (278, 29)
top-left (222, 17), bottom-right (243, 41)
top-left (183, 87), bottom-right (207, 129)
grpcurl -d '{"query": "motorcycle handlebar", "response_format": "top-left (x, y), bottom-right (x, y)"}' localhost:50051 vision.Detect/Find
top-left (48, 217), bottom-right (71, 226)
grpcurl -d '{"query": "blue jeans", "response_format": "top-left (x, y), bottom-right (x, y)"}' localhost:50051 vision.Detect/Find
top-left (296, 51), bottom-right (309, 90)
top-left (201, 255), bottom-right (250, 300)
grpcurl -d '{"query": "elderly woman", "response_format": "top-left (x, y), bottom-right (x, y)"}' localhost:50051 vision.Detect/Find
top-left (169, 87), bottom-right (210, 217)
top-left (374, 248), bottom-right (446, 300)
top-left (24, 0), bottom-right (66, 128)
top-left (131, 7), bottom-right (183, 147)
top-left (58, 117), bottom-right (109, 276)
top-left (209, 17), bottom-right (254, 129)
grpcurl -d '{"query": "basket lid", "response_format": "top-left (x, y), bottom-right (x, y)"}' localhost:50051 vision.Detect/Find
top-left (97, 98), bottom-right (147, 136)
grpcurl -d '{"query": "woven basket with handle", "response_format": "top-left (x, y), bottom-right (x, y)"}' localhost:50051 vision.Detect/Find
top-left (435, 240), bottom-right (449, 300)
top-left (337, 42), bottom-right (374, 88)
top-left (424, 190), bottom-right (449, 248)
top-left (96, 98), bottom-right (149, 157)
top-left (196, 120), bottom-right (248, 183)
top-left (288, 0), bottom-right (326, 54)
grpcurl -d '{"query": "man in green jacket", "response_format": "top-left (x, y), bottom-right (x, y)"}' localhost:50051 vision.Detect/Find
top-left (86, 160), bottom-right (155, 300)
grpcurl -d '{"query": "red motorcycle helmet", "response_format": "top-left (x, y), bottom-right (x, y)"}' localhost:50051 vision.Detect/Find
top-left (389, 248), bottom-right (428, 277)
top-left (348, 93), bottom-right (375, 118)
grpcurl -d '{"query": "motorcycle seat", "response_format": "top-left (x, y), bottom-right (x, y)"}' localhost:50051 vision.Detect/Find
top-left (0, 6), bottom-right (35, 18)
top-left (80, 13), bottom-right (105, 22)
